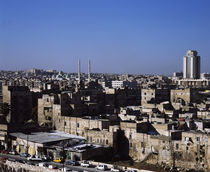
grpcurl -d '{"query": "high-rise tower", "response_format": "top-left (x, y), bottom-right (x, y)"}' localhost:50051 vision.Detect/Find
top-left (183, 50), bottom-right (200, 79)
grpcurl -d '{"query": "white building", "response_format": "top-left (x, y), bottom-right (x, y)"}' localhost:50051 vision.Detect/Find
top-left (111, 80), bottom-right (137, 89)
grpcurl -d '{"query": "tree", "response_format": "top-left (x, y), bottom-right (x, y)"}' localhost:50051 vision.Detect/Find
top-left (0, 103), bottom-right (11, 116)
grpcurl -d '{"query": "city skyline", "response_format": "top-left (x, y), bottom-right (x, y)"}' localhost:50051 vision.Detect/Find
top-left (1, 0), bottom-right (210, 74)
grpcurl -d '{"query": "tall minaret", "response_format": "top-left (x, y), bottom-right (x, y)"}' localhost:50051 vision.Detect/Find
top-left (88, 59), bottom-right (91, 82)
top-left (78, 59), bottom-right (81, 83)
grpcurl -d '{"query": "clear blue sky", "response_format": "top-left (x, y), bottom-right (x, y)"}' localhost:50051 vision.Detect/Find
top-left (1, 0), bottom-right (210, 75)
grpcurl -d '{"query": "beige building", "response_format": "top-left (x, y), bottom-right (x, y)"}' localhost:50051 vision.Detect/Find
top-left (141, 88), bottom-right (170, 106)
top-left (173, 131), bottom-right (210, 171)
top-left (170, 88), bottom-right (201, 105)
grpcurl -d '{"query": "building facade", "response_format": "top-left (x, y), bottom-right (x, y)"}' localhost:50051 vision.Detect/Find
top-left (183, 50), bottom-right (200, 79)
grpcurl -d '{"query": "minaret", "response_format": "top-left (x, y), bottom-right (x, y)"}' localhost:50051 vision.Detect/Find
top-left (78, 59), bottom-right (81, 83)
top-left (88, 59), bottom-right (91, 82)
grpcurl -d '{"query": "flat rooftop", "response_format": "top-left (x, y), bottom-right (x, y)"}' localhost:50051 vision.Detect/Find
top-left (10, 130), bottom-right (85, 144)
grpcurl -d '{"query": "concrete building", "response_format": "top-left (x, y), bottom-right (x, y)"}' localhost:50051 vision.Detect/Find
top-left (183, 50), bottom-right (200, 79)
top-left (177, 79), bottom-right (210, 88)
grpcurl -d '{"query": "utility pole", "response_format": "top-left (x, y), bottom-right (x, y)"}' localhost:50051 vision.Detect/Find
top-left (63, 140), bottom-right (65, 171)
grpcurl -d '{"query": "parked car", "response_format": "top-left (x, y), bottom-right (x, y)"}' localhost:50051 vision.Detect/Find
top-left (62, 167), bottom-right (71, 172)
top-left (111, 165), bottom-right (121, 172)
top-left (65, 160), bottom-right (79, 166)
top-left (27, 155), bottom-right (42, 161)
top-left (41, 155), bottom-right (50, 161)
top-left (20, 153), bottom-right (29, 157)
top-left (53, 158), bottom-right (63, 163)
top-left (1, 150), bottom-right (8, 154)
top-left (96, 164), bottom-right (108, 171)
top-left (80, 160), bottom-right (91, 167)
top-left (9, 151), bottom-right (18, 155)
top-left (38, 162), bottom-right (48, 167)
top-left (49, 164), bottom-right (58, 169)
top-left (125, 170), bottom-right (137, 172)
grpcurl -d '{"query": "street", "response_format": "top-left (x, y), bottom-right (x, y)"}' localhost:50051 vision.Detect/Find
top-left (0, 153), bottom-right (113, 172)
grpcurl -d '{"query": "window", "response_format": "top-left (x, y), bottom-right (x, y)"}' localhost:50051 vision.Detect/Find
top-left (77, 123), bottom-right (79, 128)
top-left (197, 137), bottom-right (200, 142)
top-left (106, 139), bottom-right (108, 144)
top-left (130, 142), bottom-right (132, 147)
top-left (176, 143), bottom-right (179, 150)
top-left (64, 121), bottom-right (66, 126)
top-left (141, 142), bottom-right (144, 148)
top-left (186, 146), bottom-right (188, 151)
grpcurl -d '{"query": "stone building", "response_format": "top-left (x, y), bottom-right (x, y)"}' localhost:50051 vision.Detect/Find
top-left (141, 88), bottom-right (170, 106)
top-left (119, 121), bottom-right (159, 161)
top-left (173, 131), bottom-right (210, 171)
top-left (2, 86), bottom-right (32, 125)
top-left (170, 88), bottom-right (201, 105)
top-left (53, 115), bottom-right (110, 136)
top-left (38, 93), bottom-right (60, 127)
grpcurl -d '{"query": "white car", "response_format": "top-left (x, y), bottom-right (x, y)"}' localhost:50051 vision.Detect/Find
top-left (80, 160), bottom-right (90, 167)
top-left (62, 167), bottom-right (71, 172)
top-left (111, 166), bottom-right (121, 172)
top-left (27, 155), bottom-right (42, 161)
top-left (96, 164), bottom-right (108, 171)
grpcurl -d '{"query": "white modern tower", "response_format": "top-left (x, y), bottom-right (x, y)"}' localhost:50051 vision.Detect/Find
top-left (183, 50), bottom-right (200, 79)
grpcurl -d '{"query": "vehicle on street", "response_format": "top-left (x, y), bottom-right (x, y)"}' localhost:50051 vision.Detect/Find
top-left (20, 153), bottom-right (29, 157)
top-left (49, 164), bottom-right (58, 169)
top-left (111, 165), bottom-right (121, 172)
top-left (38, 162), bottom-right (48, 167)
top-left (53, 157), bottom-right (63, 163)
top-left (9, 151), bottom-right (18, 155)
top-left (27, 155), bottom-right (42, 161)
top-left (80, 160), bottom-right (91, 167)
top-left (62, 167), bottom-right (71, 172)
top-left (65, 160), bottom-right (80, 166)
top-left (96, 164), bottom-right (108, 171)
top-left (125, 170), bottom-right (137, 172)
top-left (41, 155), bottom-right (50, 161)
top-left (1, 150), bottom-right (8, 154)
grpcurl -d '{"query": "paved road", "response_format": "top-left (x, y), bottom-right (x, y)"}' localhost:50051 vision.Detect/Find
top-left (0, 153), bottom-right (112, 172)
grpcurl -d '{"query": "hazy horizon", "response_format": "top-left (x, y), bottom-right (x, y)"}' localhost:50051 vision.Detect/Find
top-left (1, 0), bottom-right (210, 75)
